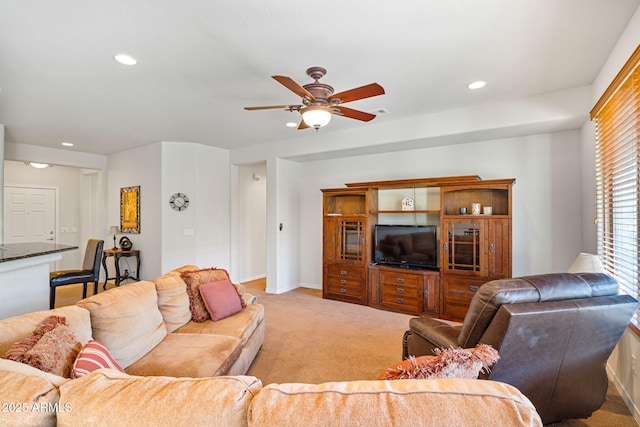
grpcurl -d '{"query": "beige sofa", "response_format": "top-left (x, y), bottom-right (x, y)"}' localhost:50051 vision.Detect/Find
top-left (3, 367), bottom-right (542, 426)
top-left (0, 265), bottom-right (265, 380)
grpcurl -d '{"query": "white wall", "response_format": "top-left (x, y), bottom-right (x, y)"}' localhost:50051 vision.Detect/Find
top-left (107, 143), bottom-right (162, 280)
top-left (265, 157), bottom-right (301, 294)
top-left (160, 142), bottom-right (231, 273)
top-left (234, 163), bottom-right (266, 283)
top-left (584, 6), bottom-right (640, 423)
top-left (297, 130), bottom-right (583, 289)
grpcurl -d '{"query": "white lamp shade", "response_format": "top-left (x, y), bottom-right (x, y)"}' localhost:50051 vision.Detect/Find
top-left (568, 253), bottom-right (605, 273)
top-left (301, 107), bottom-right (332, 128)
top-left (109, 226), bottom-right (120, 235)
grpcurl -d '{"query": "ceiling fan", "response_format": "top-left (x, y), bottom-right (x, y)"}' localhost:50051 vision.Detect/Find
top-left (244, 67), bottom-right (385, 130)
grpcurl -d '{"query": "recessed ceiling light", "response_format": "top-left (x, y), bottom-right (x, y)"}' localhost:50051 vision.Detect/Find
top-left (114, 54), bottom-right (137, 65)
top-left (24, 162), bottom-right (52, 169)
top-left (286, 122), bottom-right (298, 128)
top-left (467, 81), bottom-right (486, 90)
top-left (61, 142), bottom-right (74, 147)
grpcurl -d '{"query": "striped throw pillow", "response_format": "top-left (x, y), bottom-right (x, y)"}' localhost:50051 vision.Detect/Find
top-left (71, 340), bottom-right (125, 378)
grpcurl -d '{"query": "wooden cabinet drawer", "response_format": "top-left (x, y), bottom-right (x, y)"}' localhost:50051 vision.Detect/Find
top-left (380, 271), bottom-right (421, 288)
top-left (443, 302), bottom-right (471, 322)
top-left (442, 276), bottom-right (487, 321)
top-left (327, 264), bottom-right (365, 279)
top-left (381, 285), bottom-right (421, 315)
top-left (381, 283), bottom-right (421, 299)
top-left (327, 275), bottom-right (363, 289)
top-left (326, 281), bottom-right (364, 300)
top-left (444, 277), bottom-right (485, 303)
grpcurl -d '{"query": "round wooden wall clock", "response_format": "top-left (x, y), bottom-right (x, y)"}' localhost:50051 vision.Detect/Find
top-left (169, 192), bottom-right (189, 211)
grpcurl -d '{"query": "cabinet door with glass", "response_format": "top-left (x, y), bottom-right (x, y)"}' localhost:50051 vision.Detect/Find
top-left (336, 219), bottom-right (365, 262)
top-left (324, 218), bottom-right (366, 264)
top-left (442, 219), bottom-right (488, 276)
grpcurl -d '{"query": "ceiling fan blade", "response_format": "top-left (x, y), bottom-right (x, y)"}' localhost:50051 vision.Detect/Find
top-left (298, 120), bottom-right (310, 130)
top-left (272, 75), bottom-right (315, 100)
top-left (329, 83), bottom-right (385, 104)
top-left (244, 105), bottom-right (300, 111)
top-left (335, 106), bottom-right (377, 122)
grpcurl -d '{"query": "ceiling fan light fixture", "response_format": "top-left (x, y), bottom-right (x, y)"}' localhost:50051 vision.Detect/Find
top-left (301, 106), bottom-right (332, 129)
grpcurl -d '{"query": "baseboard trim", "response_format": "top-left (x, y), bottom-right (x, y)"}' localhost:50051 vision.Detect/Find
top-left (607, 364), bottom-right (640, 425)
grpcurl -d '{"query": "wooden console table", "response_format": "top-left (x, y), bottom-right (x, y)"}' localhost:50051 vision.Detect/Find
top-left (102, 248), bottom-right (141, 288)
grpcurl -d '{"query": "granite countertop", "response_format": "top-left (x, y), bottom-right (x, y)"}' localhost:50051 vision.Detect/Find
top-left (0, 242), bottom-right (79, 263)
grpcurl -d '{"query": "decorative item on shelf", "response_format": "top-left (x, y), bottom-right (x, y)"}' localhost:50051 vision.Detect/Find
top-left (459, 207), bottom-right (467, 215)
top-left (119, 236), bottom-right (133, 251)
top-left (483, 206), bottom-right (492, 215)
top-left (401, 196), bottom-right (415, 211)
top-left (108, 226), bottom-right (120, 249)
top-left (120, 186), bottom-right (140, 234)
top-left (471, 203), bottom-right (481, 215)
top-left (169, 192), bottom-right (190, 211)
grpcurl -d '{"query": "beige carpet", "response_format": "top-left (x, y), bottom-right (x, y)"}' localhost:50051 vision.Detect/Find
top-left (243, 280), bottom-right (638, 427)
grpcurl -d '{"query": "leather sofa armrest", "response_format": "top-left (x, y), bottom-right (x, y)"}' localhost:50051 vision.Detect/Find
top-left (409, 317), bottom-right (461, 346)
top-left (404, 318), bottom-right (461, 358)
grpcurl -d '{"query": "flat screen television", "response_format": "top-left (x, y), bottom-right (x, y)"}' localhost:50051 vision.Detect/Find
top-left (373, 224), bottom-right (438, 270)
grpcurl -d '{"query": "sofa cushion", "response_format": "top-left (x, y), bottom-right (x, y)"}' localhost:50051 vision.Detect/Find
top-left (0, 368), bottom-right (61, 427)
top-left (0, 358), bottom-right (69, 387)
top-left (181, 267), bottom-right (246, 323)
top-left (200, 279), bottom-right (244, 321)
top-left (76, 281), bottom-right (167, 368)
top-left (125, 333), bottom-right (243, 377)
top-left (6, 317), bottom-right (81, 378)
top-left (58, 370), bottom-right (262, 427)
top-left (174, 303), bottom-right (264, 346)
top-left (152, 271), bottom-right (192, 332)
top-left (0, 305), bottom-right (91, 359)
top-left (247, 378), bottom-right (542, 427)
top-left (72, 340), bottom-right (125, 378)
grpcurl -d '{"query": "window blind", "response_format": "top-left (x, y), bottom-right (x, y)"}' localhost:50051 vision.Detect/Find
top-left (591, 44), bottom-right (640, 331)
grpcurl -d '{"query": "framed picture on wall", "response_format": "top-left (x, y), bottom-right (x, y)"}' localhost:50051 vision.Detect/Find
top-left (120, 186), bottom-right (140, 234)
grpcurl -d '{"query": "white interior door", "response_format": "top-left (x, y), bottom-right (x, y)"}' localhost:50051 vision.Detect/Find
top-left (3, 186), bottom-right (56, 244)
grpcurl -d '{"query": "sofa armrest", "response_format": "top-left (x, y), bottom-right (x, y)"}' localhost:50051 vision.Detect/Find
top-left (234, 283), bottom-right (246, 295)
top-left (409, 317), bottom-right (460, 345)
top-left (404, 318), bottom-right (461, 358)
top-left (242, 293), bottom-right (258, 305)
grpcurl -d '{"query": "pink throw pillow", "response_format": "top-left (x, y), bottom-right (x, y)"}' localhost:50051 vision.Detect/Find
top-left (199, 279), bottom-right (243, 321)
top-left (72, 340), bottom-right (125, 378)
top-left (181, 267), bottom-right (245, 322)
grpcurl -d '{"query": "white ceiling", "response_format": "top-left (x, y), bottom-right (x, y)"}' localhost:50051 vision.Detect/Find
top-left (0, 0), bottom-right (638, 157)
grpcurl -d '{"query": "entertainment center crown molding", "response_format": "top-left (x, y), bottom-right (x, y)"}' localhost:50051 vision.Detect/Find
top-left (321, 175), bottom-right (515, 321)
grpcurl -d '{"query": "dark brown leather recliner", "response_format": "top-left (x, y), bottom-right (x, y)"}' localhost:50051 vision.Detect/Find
top-left (402, 273), bottom-right (638, 424)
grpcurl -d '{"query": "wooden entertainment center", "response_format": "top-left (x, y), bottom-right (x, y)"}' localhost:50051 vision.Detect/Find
top-left (321, 175), bottom-right (515, 321)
